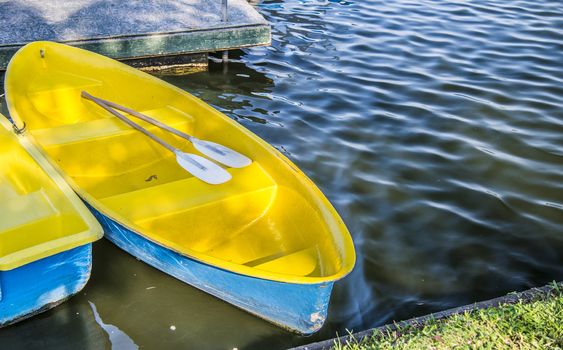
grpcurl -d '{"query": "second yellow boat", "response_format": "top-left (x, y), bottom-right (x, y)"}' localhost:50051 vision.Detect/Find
top-left (5, 41), bottom-right (355, 333)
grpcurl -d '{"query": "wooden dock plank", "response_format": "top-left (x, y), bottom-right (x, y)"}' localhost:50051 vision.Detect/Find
top-left (0, 0), bottom-right (270, 70)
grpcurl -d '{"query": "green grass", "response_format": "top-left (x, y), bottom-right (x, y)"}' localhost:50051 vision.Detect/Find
top-left (334, 283), bottom-right (563, 350)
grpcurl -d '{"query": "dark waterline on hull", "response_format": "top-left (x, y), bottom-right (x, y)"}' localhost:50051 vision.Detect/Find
top-left (1, 0), bottom-right (563, 348)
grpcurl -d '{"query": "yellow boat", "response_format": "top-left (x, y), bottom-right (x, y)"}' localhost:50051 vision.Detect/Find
top-left (0, 113), bottom-right (102, 327)
top-left (5, 41), bottom-right (355, 333)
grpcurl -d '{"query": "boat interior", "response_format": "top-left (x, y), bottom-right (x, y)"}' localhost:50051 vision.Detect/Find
top-left (5, 43), bottom-right (353, 280)
top-left (0, 117), bottom-right (91, 270)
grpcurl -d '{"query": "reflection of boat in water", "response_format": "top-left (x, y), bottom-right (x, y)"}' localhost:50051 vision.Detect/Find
top-left (0, 115), bottom-right (102, 327)
top-left (89, 301), bottom-right (138, 350)
top-left (165, 51), bottom-right (277, 126)
top-left (5, 41), bottom-right (355, 333)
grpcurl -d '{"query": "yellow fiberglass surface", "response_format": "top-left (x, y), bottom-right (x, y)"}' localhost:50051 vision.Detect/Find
top-left (5, 41), bottom-right (355, 284)
top-left (0, 114), bottom-right (102, 271)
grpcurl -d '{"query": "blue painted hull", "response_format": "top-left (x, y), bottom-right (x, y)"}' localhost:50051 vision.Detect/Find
top-left (0, 244), bottom-right (93, 327)
top-left (89, 209), bottom-right (334, 334)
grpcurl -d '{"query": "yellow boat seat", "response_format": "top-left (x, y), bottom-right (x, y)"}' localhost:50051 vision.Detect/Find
top-left (32, 105), bottom-right (194, 147)
top-left (0, 189), bottom-right (57, 233)
top-left (250, 246), bottom-right (319, 276)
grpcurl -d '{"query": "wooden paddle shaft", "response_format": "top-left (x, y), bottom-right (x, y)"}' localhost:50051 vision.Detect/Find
top-left (81, 92), bottom-right (176, 153)
top-left (88, 95), bottom-right (194, 142)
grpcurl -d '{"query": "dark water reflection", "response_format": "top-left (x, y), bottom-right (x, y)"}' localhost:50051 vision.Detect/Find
top-left (2, 0), bottom-right (563, 348)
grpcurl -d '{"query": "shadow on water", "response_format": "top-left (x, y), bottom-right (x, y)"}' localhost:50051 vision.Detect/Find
top-left (0, 240), bottom-right (293, 350)
top-left (1, 0), bottom-right (563, 348)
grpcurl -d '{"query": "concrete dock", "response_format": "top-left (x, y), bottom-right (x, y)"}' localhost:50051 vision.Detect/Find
top-left (0, 0), bottom-right (270, 71)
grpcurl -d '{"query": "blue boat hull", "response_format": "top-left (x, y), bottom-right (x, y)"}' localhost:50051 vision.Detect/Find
top-left (90, 209), bottom-right (334, 334)
top-left (0, 244), bottom-right (93, 327)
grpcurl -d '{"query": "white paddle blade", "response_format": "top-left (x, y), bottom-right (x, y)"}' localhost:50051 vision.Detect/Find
top-left (191, 138), bottom-right (252, 168)
top-left (175, 151), bottom-right (232, 185)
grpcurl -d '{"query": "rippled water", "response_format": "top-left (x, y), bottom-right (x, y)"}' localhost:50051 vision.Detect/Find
top-left (1, 0), bottom-right (563, 349)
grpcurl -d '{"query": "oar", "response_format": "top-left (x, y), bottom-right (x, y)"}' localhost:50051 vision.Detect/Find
top-left (82, 92), bottom-right (252, 168)
top-left (82, 92), bottom-right (231, 185)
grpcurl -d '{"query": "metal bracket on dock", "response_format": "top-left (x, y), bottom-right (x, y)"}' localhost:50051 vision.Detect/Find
top-left (222, 0), bottom-right (229, 64)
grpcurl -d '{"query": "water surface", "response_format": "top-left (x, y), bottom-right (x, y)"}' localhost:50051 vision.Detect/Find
top-left (1, 0), bottom-right (562, 348)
